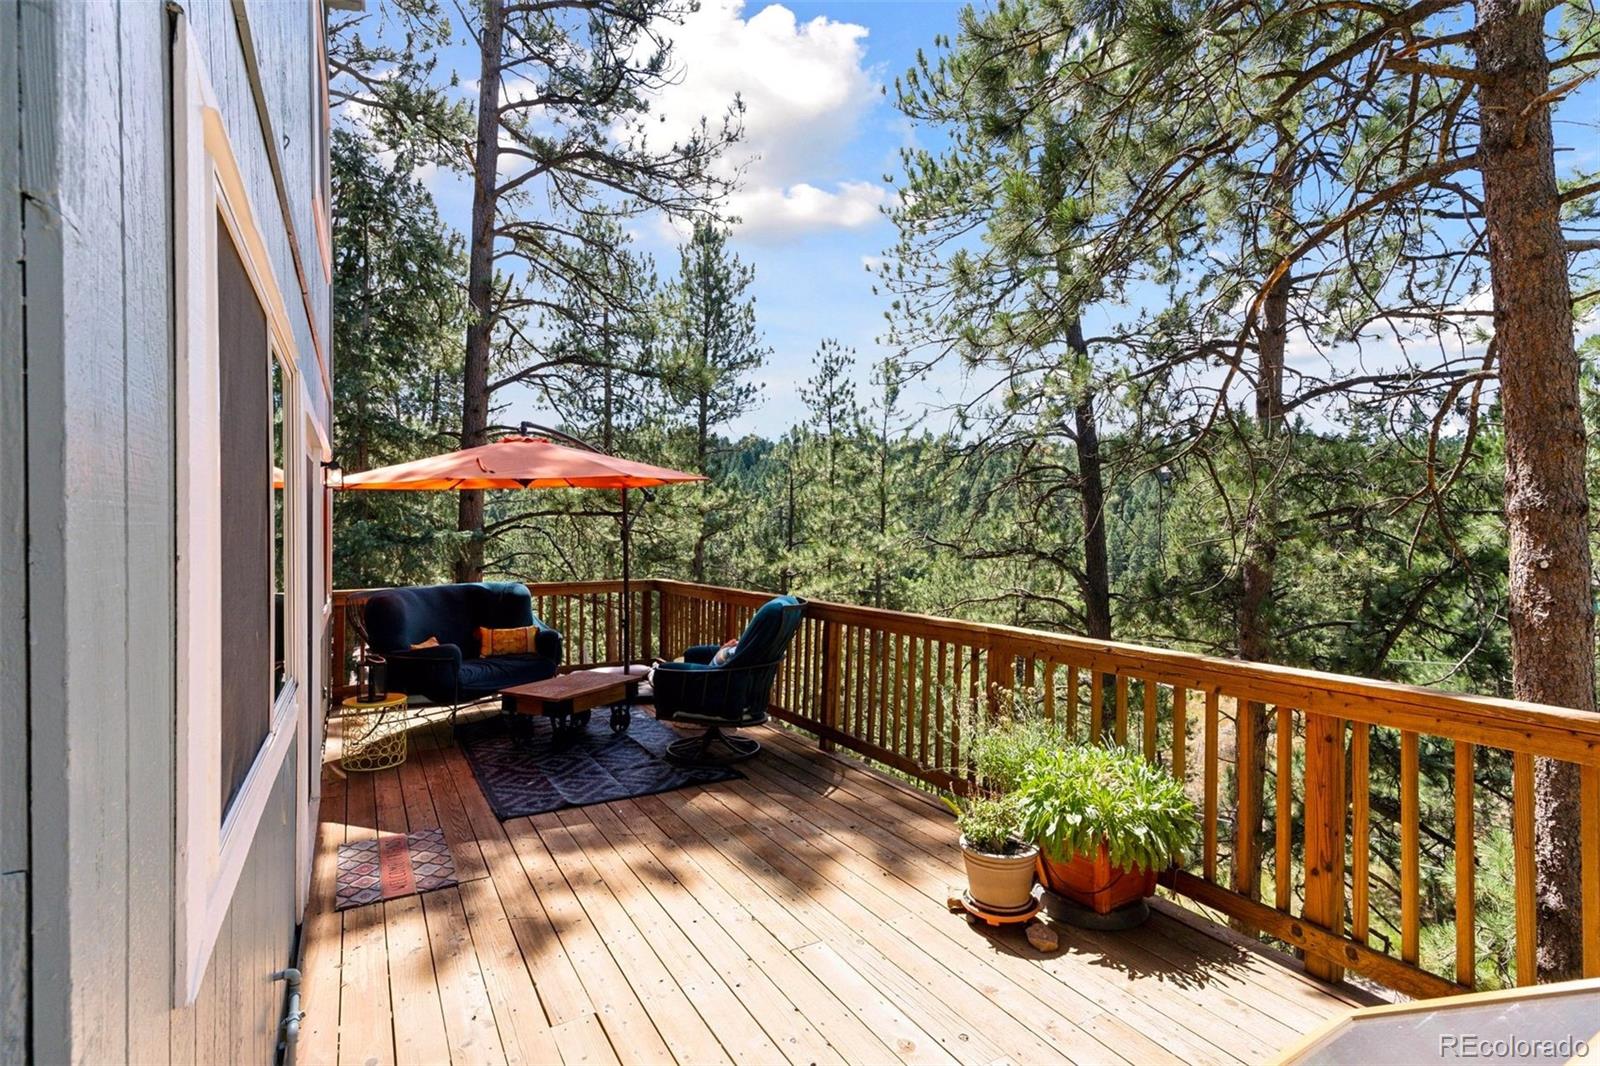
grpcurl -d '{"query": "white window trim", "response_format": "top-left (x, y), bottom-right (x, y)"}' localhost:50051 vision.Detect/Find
top-left (297, 409), bottom-right (333, 917)
top-left (173, 20), bottom-right (311, 1007)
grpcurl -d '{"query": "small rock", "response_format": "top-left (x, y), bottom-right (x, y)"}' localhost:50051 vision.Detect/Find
top-left (1025, 921), bottom-right (1059, 952)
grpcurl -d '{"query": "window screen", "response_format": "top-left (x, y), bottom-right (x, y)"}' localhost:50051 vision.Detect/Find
top-left (217, 215), bottom-right (273, 816)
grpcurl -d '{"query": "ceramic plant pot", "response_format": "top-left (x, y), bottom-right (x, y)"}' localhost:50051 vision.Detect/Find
top-left (959, 836), bottom-right (1041, 913)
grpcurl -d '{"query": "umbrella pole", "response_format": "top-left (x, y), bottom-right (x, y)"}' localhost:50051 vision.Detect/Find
top-left (620, 487), bottom-right (631, 670)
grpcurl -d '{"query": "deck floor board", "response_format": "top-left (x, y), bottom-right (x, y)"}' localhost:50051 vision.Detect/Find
top-left (302, 713), bottom-right (1363, 1066)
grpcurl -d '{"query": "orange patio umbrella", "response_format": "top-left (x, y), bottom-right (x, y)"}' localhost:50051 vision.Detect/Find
top-left (338, 434), bottom-right (704, 491)
top-left (338, 431), bottom-right (706, 668)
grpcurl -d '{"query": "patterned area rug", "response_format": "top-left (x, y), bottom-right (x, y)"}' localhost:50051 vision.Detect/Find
top-left (335, 827), bottom-right (458, 911)
top-left (455, 710), bottom-right (742, 820)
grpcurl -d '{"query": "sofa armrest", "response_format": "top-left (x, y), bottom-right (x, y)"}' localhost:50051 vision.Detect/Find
top-left (382, 643), bottom-right (463, 702)
top-left (384, 643), bottom-right (464, 668)
top-left (653, 660), bottom-right (716, 675)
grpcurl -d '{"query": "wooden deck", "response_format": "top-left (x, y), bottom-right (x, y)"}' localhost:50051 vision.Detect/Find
top-left (298, 711), bottom-right (1370, 1066)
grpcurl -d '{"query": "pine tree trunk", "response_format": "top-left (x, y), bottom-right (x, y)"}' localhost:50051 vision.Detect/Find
top-left (1477, 0), bottom-right (1596, 981)
top-left (1067, 320), bottom-right (1112, 643)
top-left (1233, 126), bottom-right (1293, 909)
top-left (456, 0), bottom-right (503, 583)
top-left (691, 391), bottom-right (709, 583)
top-left (1233, 273), bottom-right (1285, 905)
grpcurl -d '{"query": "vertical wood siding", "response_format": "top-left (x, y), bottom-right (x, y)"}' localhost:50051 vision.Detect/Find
top-left (2, 0), bottom-right (29, 1056)
top-left (16, 1), bottom-right (327, 1061)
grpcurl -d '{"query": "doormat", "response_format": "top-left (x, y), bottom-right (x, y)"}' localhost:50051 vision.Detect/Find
top-left (335, 826), bottom-right (458, 911)
top-left (455, 710), bottom-right (742, 820)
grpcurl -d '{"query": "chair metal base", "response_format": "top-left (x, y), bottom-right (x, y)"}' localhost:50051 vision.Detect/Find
top-left (666, 726), bottom-right (761, 766)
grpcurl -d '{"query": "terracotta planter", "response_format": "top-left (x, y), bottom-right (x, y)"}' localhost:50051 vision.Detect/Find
top-left (1038, 844), bottom-right (1158, 915)
top-left (959, 836), bottom-right (1040, 913)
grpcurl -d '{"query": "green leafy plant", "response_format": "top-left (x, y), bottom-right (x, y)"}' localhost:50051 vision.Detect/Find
top-left (949, 687), bottom-right (1066, 795)
top-left (1013, 744), bottom-right (1200, 872)
top-left (943, 794), bottom-right (1026, 856)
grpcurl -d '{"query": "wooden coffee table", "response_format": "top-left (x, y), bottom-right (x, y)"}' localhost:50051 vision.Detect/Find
top-left (500, 671), bottom-right (641, 744)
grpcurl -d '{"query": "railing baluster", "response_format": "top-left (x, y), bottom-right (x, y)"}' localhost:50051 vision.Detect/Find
top-left (1143, 680), bottom-right (1158, 763)
top-left (1351, 723), bottom-right (1370, 945)
top-left (1275, 705), bottom-right (1293, 912)
top-left (951, 640), bottom-right (964, 770)
top-left (896, 630), bottom-right (908, 755)
top-left (1172, 685), bottom-right (1186, 781)
top-left (1454, 740), bottom-right (1475, 987)
top-left (1582, 763), bottom-right (1600, 978)
top-left (920, 637), bottom-right (932, 765)
top-left (1401, 729), bottom-right (1420, 965)
top-left (1066, 664), bottom-right (1080, 739)
top-left (1514, 751), bottom-right (1537, 986)
top-left (934, 639), bottom-right (947, 771)
top-left (858, 625), bottom-right (870, 740)
top-left (1235, 696), bottom-right (1257, 900)
top-left (1204, 687), bottom-right (1220, 882)
top-left (1090, 670), bottom-right (1104, 744)
top-left (1043, 659), bottom-right (1056, 724)
top-left (875, 628), bottom-right (887, 750)
top-left (1115, 673), bottom-right (1129, 746)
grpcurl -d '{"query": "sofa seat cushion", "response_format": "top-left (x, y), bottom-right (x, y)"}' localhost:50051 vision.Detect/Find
top-left (457, 653), bottom-right (559, 695)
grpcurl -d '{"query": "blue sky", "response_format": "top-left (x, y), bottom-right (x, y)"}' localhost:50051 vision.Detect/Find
top-left (410, 0), bottom-right (969, 435)
top-left (385, 1), bottom-right (1599, 439)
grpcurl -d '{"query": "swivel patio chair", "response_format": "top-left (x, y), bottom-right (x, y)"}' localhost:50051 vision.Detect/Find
top-left (653, 595), bottom-right (806, 765)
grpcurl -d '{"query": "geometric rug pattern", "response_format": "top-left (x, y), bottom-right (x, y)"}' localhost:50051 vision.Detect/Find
top-left (454, 709), bottom-right (742, 821)
top-left (335, 826), bottom-right (457, 911)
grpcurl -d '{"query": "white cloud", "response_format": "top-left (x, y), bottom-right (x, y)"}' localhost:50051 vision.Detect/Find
top-left (725, 181), bottom-right (888, 238)
top-left (648, 0), bottom-right (887, 238)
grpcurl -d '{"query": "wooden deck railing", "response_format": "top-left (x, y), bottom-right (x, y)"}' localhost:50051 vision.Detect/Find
top-left (332, 578), bottom-right (1600, 999)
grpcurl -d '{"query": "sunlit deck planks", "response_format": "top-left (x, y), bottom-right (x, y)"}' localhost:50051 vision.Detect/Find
top-left (298, 712), bottom-right (1369, 1066)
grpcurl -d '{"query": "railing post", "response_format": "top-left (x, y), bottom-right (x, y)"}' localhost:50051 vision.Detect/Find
top-left (820, 619), bottom-right (840, 753)
top-left (986, 637), bottom-right (1013, 719)
top-left (1302, 710), bottom-right (1347, 983)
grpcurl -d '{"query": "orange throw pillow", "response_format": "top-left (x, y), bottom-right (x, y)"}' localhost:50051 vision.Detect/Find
top-left (479, 625), bottom-right (541, 656)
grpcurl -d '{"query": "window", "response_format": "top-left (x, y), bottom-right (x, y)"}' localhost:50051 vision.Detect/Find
top-left (216, 217), bottom-right (278, 814)
top-left (173, 19), bottom-right (310, 1006)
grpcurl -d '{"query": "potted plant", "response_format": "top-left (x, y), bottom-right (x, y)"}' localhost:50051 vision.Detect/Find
top-left (945, 795), bottom-right (1040, 914)
top-left (938, 693), bottom-right (1062, 913)
top-left (1013, 744), bottom-right (1199, 922)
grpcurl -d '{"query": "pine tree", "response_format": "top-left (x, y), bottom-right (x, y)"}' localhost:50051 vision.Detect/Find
top-left (659, 222), bottom-right (770, 581)
top-left (329, 128), bottom-right (468, 587)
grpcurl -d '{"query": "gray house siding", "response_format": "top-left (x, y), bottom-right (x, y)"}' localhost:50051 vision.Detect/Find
top-left (9, 0), bottom-right (331, 1062)
top-left (1, 0), bottom-right (29, 1060)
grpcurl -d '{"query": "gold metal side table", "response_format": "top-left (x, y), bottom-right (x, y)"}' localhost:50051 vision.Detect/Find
top-left (335, 692), bottom-right (409, 772)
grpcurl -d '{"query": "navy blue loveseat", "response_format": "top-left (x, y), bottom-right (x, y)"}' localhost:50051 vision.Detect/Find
top-left (361, 582), bottom-right (562, 706)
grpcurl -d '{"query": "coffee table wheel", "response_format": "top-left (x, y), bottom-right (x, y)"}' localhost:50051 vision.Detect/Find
top-left (610, 705), bottom-right (631, 735)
